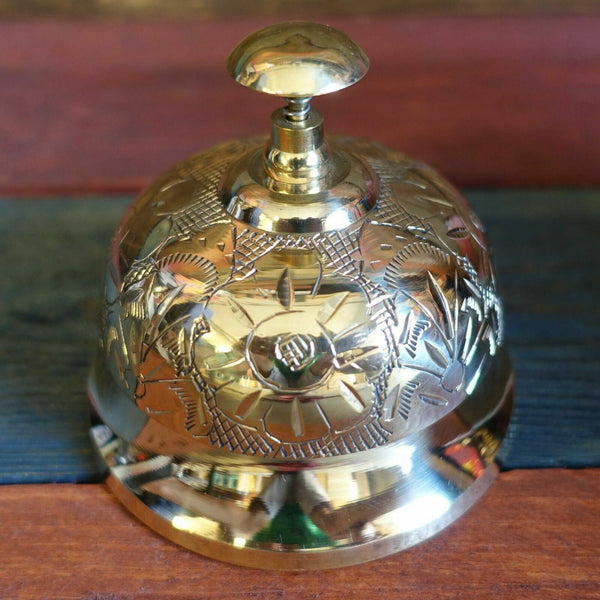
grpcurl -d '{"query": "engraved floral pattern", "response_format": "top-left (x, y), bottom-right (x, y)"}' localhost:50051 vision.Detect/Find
top-left (194, 252), bottom-right (394, 452)
top-left (101, 137), bottom-right (504, 458)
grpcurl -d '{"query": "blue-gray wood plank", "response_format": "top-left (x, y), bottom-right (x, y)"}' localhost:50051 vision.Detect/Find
top-left (0, 191), bottom-right (598, 483)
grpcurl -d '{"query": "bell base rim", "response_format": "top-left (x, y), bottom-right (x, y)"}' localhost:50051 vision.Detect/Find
top-left (91, 371), bottom-right (511, 570)
top-left (103, 460), bottom-right (498, 570)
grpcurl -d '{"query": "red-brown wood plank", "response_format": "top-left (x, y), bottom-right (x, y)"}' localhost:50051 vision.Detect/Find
top-left (1, 470), bottom-right (599, 599)
top-left (1, 16), bottom-right (599, 194)
top-left (1, 1), bottom-right (598, 19)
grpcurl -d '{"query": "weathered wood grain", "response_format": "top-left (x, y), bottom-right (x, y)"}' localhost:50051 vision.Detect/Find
top-left (1, 16), bottom-right (599, 193)
top-left (0, 198), bottom-right (124, 483)
top-left (0, 191), bottom-right (598, 484)
top-left (1, 470), bottom-right (598, 599)
top-left (472, 191), bottom-right (600, 468)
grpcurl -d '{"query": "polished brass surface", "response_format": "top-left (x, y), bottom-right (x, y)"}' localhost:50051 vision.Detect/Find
top-left (89, 21), bottom-right (513, 569)
top-left (220, 134), bottom-right (378, 232)
top-left (226, 22), bottom-right (369, 98)
top-left (222, 23), bottom-right (377, 230)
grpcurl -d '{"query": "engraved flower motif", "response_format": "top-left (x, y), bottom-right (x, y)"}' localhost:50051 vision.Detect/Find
top-left (382, 241), bottom-right (500, 422)
top-left (112, 251), bottom-right (221, 438)
top-left (194, 252), bottom-right (391, 445)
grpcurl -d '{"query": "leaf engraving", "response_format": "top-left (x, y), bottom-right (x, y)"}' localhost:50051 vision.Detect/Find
top-left (426, 271), bottom-right (454, 339)
top-left (276, 268), bottom-right (293, 310)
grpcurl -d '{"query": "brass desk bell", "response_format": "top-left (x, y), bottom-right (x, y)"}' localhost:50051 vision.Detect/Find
top-left (89, 22), bottom-right (513, 569)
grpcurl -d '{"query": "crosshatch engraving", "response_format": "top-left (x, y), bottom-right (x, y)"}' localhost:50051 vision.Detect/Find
top-left (101, 138), bottom-right (502, 459)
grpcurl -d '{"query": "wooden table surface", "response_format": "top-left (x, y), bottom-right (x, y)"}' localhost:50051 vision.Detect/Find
top-left (2, 15), bottom-right (600, 194)
top-left (1, 14), bottom-right (599, 600)
top-left (1, 471), bottom-right (598, 599)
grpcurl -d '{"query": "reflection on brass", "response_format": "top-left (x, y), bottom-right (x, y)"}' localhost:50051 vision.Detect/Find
top-left (89, 22), bottom-right (513, 569)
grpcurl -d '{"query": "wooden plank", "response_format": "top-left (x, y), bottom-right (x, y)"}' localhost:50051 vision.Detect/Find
top-left (0, 190), bottom-right (599, 484)
top-left (1, 16), bottom-right (599, 193)
top-left (1, 0), bottom-right (599, 18)
top-left (471, 191), bottom-right (600, 468)
top-left (1, 470), bottom-right (598, 598)
top-left (0, 198), bottom-right (123, 484)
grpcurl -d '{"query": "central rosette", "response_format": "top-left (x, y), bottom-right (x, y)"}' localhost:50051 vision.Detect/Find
top-left (274, 332), bottom-right (317, 373)
top-left (194, 249), bottom-right (392, 445)
top-left (247, 313), bottom-right (335, 392)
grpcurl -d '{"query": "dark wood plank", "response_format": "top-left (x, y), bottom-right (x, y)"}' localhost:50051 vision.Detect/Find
top-left (0, 198), bottom-right (124, 483)
top-left (1, 16), bottom-right (599, 193)
top-left (472, 191), bottom-right (600, 468)
top-left (1, 470), bottom-right (598, 598)
top-left (0, 190), bottom-right (598, 483)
